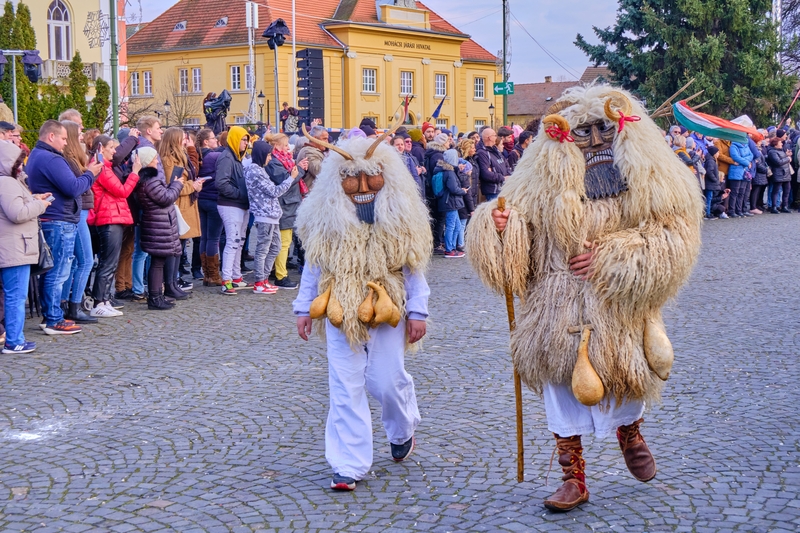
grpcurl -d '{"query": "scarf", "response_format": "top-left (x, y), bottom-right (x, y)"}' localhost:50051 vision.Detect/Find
top-left (273, 148), bottom-right (295, 171)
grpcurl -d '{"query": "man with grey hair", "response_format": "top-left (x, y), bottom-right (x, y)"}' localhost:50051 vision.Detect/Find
top-left (296, 125), bottom-right (329, 191)
top-left (58, 109), bottom-right (83, 132)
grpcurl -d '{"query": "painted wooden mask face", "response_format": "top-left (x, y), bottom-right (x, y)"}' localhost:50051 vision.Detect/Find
top-left (571, 121), bottom-right (627, 200)
top-left (341, 170), bottom-right (385, 223)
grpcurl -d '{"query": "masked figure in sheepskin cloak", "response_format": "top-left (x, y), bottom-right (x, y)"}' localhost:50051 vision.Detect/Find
top-left (293, 124), bottom-right (432, 492)
top-left (467, 85), bottom-right (703, 511)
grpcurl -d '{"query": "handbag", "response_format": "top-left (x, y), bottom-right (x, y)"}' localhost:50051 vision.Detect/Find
top-left (30, 226), bottom-right (54, 276)
top-left (298, 178), bottom-right (309, 196)
top-left (174, 205), bottom-right (190, 236)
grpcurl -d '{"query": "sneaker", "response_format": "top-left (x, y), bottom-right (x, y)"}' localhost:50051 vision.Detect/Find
top-left (43, 321), bottom-right (82, 335)
top-left (109, 298), bottom-right (124, 309)
top-left (263, 280), bottom-right (279, 291)
top-left (433, 245), bottom-right (446, 255)
top-left (231, 278), bottom-right (250, 288)
top-left (741, 212), bottom-right (754, 217)
top-left (391, 436), bottom-right (415, 462)
top-left (444, 250), bottom-right (465, 258)
top-left (718, 213), bottom-right (729, 219)
top-left (91, 302), bottom-right (123, 317)
top-left (330, 474), bottom-right (356, 491)
top-left (178, 279), bottom-right (194, 291)
top-left (132, 292), bottom-right (147, 302)
top-left (3, 341), bottom-right (36, 354)
top-left (240, 263), bottom-right (254, 273)
top-left (780, 207), bottom-right (792, 213)
top-left (253, 281), bottom-right (278, 294)
top-left (115, 289), bottom-right (135, 300)
top-left (274, 277), bottom-right (298, 289)
top-left (456, 246), bottom-right (466, 253)
top-left (221, 281), bottom-right (238, 295)
top-left (192, 269), bottom-right (204, 280)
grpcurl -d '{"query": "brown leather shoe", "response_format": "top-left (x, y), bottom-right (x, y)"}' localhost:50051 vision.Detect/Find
top-left (617, 418), bottom-right (657, 482)
top-left (543, 434), bottom-right (590, 512)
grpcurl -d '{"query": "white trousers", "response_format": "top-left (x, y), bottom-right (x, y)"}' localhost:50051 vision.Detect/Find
top-left (325, 319), bottom-right (420, 479)
top-left (543, 382), bottom-right (645, 439)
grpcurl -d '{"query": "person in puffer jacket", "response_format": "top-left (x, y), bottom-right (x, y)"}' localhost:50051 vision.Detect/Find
top-left (245, 141), bottom-right (299, 294)
top-left (435, 149), bottom-right (467, 258)
top-left (135, 147), bottom-right (184, 310)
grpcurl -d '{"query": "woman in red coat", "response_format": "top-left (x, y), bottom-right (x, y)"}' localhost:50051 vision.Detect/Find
top-left (89, 135), bottom-right (142, 317)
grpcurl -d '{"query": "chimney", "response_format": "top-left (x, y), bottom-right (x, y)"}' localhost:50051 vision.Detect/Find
top-left (544, 76), bottom-right (552, 83)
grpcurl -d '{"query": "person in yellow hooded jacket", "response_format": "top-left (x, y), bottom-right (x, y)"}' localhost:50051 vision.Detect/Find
top-left (214, 126), bottom-right (251, 294)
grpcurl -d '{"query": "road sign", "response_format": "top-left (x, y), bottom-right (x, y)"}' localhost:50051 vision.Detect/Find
top-left (493, 82), bottom-right (514, 95)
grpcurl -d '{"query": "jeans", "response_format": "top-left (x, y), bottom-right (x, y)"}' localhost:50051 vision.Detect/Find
top-left (218, 205), bottom-right (249, 281)
top-left (484, 192), bottom-right (498, 201)
top-left (132, 225), bottom-right (149, 295)
top-left (275, 229), bottom-right (293, 280)
top-left (199, 199), bottom-right (223, 257)
top-left (40, 220), bottom-right (77, 325)
top-left (92, 224), bottom-right (124, 303)
top-left (253, 222), bottom-right (282, 282)
top-left (1, 265), bottom-right (31, 346)
top-left (726, 180), bottom-right (746, 216)
top-left (705, 190), bottom-right (714, 217)
top-left (772, 182), bottom-right (791, 209)
top-left (457, 218), bottom-right (468, 248)
top-left (443, 210), bottom-right (460, 252)
top-left (61, 210), bottom-right (93, 304)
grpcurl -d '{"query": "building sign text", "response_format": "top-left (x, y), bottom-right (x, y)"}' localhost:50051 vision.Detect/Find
top-left (385, 40), bottom-right (431, 51)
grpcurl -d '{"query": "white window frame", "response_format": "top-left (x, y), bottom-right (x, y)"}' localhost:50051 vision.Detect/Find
top-left (231, 65), bottom-right (241, 91)
top-left (183, 118), bottom-right (200, 126)
top-left (362, 68), bottom-right (377, 93)
top-left (47, 0), bottom-right (71, 61)
top-left (435, 118), bottom-right (448, 129)
top-left (178, 68), bottom-right (189, 93)
top-left (400, 71), bottom-right (413, 96)
top-left (192, 68), bottom-right (202, 93)
top-left (435, 73), bottom-right (447, 98)
top-left (244, 65), bottom-right (253, 90)
top-left (474, 119), bottom-right (486, 129)
top-left (130, 72), bottom-right (140, 96)
top-left (234, 115), bottom-right (248, 124)
top-left (474, 77), bottom-right (485, 99)
top-left (143, 71), bottom-right (152, 95)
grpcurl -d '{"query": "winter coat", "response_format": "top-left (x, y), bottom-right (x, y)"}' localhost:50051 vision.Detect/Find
top-left (690, 133), bottom-right (709, 156)
top-left (751, 141), bottom-right (769, 186)
top-left (476, 141), bottom-right (509, 196)
top-left (423, 142), bottom-right (447, 189)
top-left (0, 143), bottom-right (48, 269)
top-left (215, 145), bottom-right (249, 210)
top-left (457, 165), bottom-right (476, 219)
top-left (266, 157), bottom-right (304, 230)
top-left (410, 141), bottom-right (426, 170)
top-left (163, 154), bottom-right (201, 239)
top-left (434, 161), bottom-right (466, 212)
top-left (26, 141), bottom-right (94, 224)
top-left (401, 152), bottom-right (425, 199)
top-left (714, 139), bottom-right (734, 176)
top-left (295, 144), bottom-right (325, 191)
top-left (245, 163), bottom-right (295, 223)
top-left (89, 160), bottom-right (139, 226)
top-left (767, 146), bottom-right (792, 183)
top-left (726, 142), bottom-right (753, 181)
top-left (703, 156), bottom-right (722, 192)
top-left (198, 147), bottom-right (223, 202)
top-left (503, 145), bottom-right (520, 172)
top-left (136, 166), bottom-right (183, 257)
top-left (465, 154), bottom-right (480, 211)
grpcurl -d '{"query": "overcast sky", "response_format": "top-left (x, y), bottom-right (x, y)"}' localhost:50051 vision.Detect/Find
top-left (133, 0), bottom-right (619, 84)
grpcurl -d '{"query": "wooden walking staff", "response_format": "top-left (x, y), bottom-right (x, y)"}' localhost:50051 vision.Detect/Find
top-left (496, 197), bottom-right (525, 483)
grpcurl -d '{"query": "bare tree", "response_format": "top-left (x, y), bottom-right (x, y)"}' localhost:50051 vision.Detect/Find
top-left (158, 76), bottom-right (202, 127)
top-left (119, 97), bottom-right (161, 128)
top-left (783, 0), bottom-right (800, 75)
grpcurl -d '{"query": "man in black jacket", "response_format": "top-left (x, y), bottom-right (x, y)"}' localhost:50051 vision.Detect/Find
top-left (424, 133), bottom-right (450, 251)
top-left (476, 128), bottom-right (509, 200)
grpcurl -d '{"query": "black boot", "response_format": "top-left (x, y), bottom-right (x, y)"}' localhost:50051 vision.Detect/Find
top-left (164, 278), bottom-right (190, 300)
top-left (67, 301), bottom-right (98, 324)
top-left (147, 292), bottom-right (175, 310)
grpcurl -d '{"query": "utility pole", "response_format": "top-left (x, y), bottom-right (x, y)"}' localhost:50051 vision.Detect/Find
top-left (502, 0), bottom-right (508, 126)
top-left (110, 0), bottom-right (119, 135)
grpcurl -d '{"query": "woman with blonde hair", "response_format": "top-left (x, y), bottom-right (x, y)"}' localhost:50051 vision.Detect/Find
top-left (158, 126), bottom-right (202, 299)
top-left (60, 120), bottom-right (98, 325)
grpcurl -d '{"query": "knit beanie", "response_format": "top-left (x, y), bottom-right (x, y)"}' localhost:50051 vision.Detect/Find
top-left (443, 149), bottom-right (459, 166)
top-left (408, 129), bottom-right (423, 142)
top-left (422, 122), bottom-right (434, 133)
top-left (360, 125), bottom-right (376, 137)
top-left (137, 146), bottom-right (158, 167)
top-left (776, 129), bottom-right (786, 139)
top-left (117, 128), bottom-right (131, 142)
top-left (707, 145), bottom-right (719, 156)
top-left (347, 128), bottom-right (367, 140)
top-left (434, 133), bottom-right (449, 146)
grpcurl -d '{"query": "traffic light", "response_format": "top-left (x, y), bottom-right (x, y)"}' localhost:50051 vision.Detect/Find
top-left (296, 49), bottom-right (324, 123)
top-left (22, 50), bottom-right (42, 83)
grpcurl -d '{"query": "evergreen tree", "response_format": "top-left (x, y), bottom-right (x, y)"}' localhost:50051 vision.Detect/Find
top-left (10, 2), bottom-right (41, 146)
top-left (575, 0), bottom-right (797, 125)
top-left (67, 51), bottom-right (89, 116)
top-left (0, 2), bottom-right (16, 106)
top-left (40, 83), bottom-right (70, 121)
top-left (87, 78), bottom-right (110, 131)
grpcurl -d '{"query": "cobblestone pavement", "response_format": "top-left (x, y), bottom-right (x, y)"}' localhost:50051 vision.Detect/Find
top-left (1, 213), bottom-right (799, 532)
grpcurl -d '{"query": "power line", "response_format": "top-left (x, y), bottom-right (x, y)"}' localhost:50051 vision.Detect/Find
top-left (509, 11), bottom-right (582, 81)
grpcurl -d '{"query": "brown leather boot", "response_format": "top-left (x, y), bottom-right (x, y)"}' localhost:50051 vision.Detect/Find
top-left (543, 434), bottom-right (589, 512)
top-left (205, 254), bottom-right (223, 286)
top-left (200, 253), bottom-right (208, 285)
top-left (617, 418), bottom-right (657, 482)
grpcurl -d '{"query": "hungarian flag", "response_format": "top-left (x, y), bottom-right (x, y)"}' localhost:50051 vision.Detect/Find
top-left (672, 101), bottom-right (759, 143)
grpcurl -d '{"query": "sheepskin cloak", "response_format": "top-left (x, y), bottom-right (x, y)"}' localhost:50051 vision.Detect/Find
top-left (467, 85), bottom-right (703, 405)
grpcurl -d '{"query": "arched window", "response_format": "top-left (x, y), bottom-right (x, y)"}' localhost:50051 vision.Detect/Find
top-left (48, 0), bottom-right (71, 61)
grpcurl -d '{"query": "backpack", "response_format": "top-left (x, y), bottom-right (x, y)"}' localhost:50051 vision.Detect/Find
top-left (432, 170), bottom-right (446, 198)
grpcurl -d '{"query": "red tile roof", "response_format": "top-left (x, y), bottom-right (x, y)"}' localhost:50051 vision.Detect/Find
top-left (580, 66), bottom-right (613, 83)
top-left (507, 81), bottom-right (578, 117)
top-left (128, 0), bottom-right (496, 63)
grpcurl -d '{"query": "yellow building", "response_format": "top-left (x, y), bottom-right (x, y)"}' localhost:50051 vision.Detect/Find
top-left (126, 0), bottom-right (501, 131)
top-left (16, 0), bottom-right (128, 96)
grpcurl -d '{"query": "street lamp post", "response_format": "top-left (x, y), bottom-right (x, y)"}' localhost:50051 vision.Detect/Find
top-left (263, 19), bottom-right (291, 133)
top-left (164, 99), bottom-right (171, 126)
top-left (488, 103), bottom-right (495, 129)
top-left (257, 91), bottom-right (265, 122)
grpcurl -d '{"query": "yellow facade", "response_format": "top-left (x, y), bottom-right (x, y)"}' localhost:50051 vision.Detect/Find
top-left (126, 5), bottom-right (501, 131)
